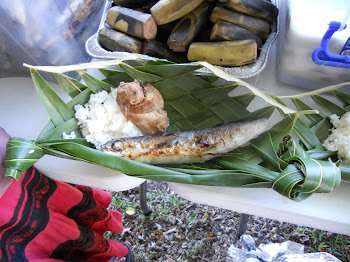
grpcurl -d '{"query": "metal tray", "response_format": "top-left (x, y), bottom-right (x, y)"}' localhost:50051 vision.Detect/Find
top-left (85, 0), bottom-right (279, 78)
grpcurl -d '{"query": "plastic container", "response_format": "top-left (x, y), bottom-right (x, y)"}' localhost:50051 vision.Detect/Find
top-left (85, 0), bottom-right (279, 79)
top-left (277, 0), bottom-right (350, 89)
top-left (0, 0), bottom-right (106, 80)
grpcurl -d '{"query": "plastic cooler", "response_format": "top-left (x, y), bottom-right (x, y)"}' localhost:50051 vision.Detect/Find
top-left (277, 0), bottom-right (350, 89)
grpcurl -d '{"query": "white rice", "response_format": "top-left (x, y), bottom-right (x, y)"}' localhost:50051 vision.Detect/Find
top-left (74, 87), bottom-right (143, 149)
top-left (62, 131), bottom-right (77, 139)
top-left (323, 112), bottom-right (350, 164)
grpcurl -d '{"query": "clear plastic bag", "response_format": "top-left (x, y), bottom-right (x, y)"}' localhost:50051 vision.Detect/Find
top-left (0, 0), bottom-right (105, 79)
top-left (226, 234), bottom-right (341, 262)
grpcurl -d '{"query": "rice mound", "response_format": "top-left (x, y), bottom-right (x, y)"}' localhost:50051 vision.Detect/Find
top-left (74, 87), bottom-right (143, 149)
top-left (323, 112), bottom-right (350, 164)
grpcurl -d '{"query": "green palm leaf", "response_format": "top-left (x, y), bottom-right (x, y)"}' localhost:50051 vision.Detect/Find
top-left (54, 73), bottom-right (87, 98)
top-left (118, 63), bottom-right (164, 84)
top-left (36, 118), bottom-right (82, 142)
top-left (78, 70), bottom-right (111, 92)
top-left (31, 69), bottom-right (74, 126)
top-left (312, 95), bottom-right (347, 117)
top-left (292, 98), bottom-right (324, 127)
top-left (136, 63), bottom-right (202, 78)
top-left (333, 90), bottom-right (350, 106)
top-left (101, 69), bottom-right (134, 85)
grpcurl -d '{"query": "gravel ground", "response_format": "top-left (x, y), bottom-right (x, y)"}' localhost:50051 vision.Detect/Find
top-left (108, 181), bottom-right (350, 261)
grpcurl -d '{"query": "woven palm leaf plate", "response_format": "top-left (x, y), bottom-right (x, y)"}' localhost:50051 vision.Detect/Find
top-left (4, 56), bottom-right (350, 201)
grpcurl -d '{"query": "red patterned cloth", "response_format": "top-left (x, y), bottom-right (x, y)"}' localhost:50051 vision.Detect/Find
top-left (0, 166), bottom-right (128, 261)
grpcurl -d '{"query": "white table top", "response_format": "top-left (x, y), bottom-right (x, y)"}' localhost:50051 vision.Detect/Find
top-left (1, 0), bottom-right (349, 236)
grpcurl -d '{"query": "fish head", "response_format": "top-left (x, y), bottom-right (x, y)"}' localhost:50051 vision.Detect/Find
top-left (111, 140), bottom-right (124, 153)
top-left (100, 139), bottom-right (125, 157)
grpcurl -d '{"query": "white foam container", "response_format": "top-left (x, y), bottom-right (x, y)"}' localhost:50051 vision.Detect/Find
top-left (277, 0), bottom-right (350, 89)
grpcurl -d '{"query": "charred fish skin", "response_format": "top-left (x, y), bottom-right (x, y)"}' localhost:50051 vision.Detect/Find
top-left (100, 119), bottom-right (270, 164)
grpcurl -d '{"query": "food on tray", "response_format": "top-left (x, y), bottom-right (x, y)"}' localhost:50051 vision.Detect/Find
top-left (113, 0), bottom-right (155, 8)
top-left (98, 28), bottom-right (143, 53)
top-left (216, 0), bottom-right (278, 27)
top-left (150, 0), bottom-right (205, 25)
top-left (210, 21), bottom-right (263, 48)
top-left (323, 112), bottom-right (350, 164)
top-left (142, 40), bottom-right (189, 63)
top-left (97, 0), bottom-right (278, 66)
top-left (74, 86), bottom-right (143, 148)
top-left (106, 6), bottom-right (157, 39)
top-left (188, 40), bottom-right (257, 66)
top-left (222, 0), bottom-right (279, 23)
top-left (100, 118), bottom-right (270, 164)
top-left (117, 80), bottom-right (169, 135)
top-left (167, 1), bottom-right (210, 52)
top-left (210, 7), bottom-right (269, 41)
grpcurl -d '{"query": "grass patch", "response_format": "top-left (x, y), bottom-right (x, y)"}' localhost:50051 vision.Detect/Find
top-left (296, 227), bottom-right (350, 258)
top-left (107, 182), bottom-right (350, 261)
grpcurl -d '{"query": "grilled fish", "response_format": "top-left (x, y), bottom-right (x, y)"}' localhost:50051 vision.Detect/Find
top-left (100, 118), bottom-right (270, 164)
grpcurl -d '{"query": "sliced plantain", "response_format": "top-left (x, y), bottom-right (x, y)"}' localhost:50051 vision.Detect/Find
top-left (150, 0), bottom-right (205, 25)
top-left (113, 0), bottom-right (155, 8)
top-left (106, 6), bottom-right (157, 39)
top-left (142, 40), bottom-right (189, 63)
top-left (210, 6), bottom-right (269, 40)
top-left (210, 21), bottom-right (262, 48)
top-left (98, 28), bottom-right (143, 53)
top-left (223, 0), bottom-right (278, 23)
top-left (167, 1), bottom-right (210, 52)
top-left (187, 40), bottom-right (257, 66)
